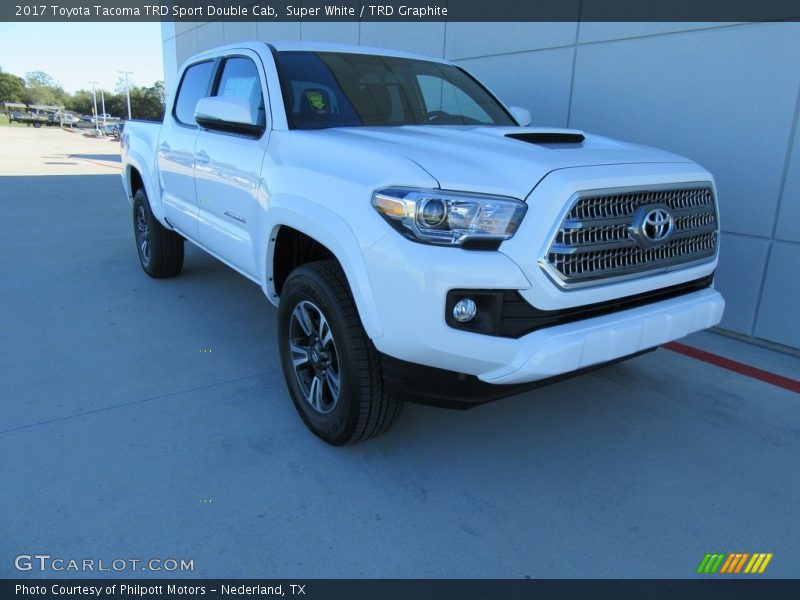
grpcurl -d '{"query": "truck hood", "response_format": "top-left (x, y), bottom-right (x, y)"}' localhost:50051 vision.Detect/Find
top-left (295, 125), bottom-right (692, 199)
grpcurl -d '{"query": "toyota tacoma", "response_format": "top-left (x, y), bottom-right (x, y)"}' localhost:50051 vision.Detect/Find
top-left (121, 41), bottom-right (725, 445)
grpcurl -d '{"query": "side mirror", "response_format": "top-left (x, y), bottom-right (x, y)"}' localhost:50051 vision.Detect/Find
top-left (194, 96), bottom-right (263, 135)
top-left (508, 106), bottom-right (532, 127)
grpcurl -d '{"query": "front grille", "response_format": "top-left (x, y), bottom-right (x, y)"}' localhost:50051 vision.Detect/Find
top-left (545, 186), bottom-right (718, 286)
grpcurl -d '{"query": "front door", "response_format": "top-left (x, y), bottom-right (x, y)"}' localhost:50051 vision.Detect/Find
top-left (194, 54), bottom-right (268, 279)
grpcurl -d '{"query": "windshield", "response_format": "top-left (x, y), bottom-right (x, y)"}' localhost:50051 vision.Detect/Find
top-left (274, 51), bottom-right (515, 130)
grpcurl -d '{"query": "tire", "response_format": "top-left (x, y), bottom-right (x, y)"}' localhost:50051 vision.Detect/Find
top-left (278, 260), bottom-right (402, 445)
top-left (132, 188), bottom-right (184, 278)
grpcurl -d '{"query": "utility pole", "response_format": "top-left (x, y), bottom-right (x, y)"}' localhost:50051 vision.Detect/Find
top-left (89, 81), bottom-right (99, 134)
top-left (119, 70), bottom-right (133, 120)
top-left (100, 88), bottom-right (107, 128)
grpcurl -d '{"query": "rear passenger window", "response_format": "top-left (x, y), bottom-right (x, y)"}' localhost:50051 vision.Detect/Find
top-left (213, 57), bottom-right (266, 129)
top-left (174, 60), bottom-right (215, 126)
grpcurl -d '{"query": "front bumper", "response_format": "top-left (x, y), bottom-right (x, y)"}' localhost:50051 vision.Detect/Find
top-left (479, 287), bottom-right (723, 384)
top-left (363, 224), bottom-right (723, 386)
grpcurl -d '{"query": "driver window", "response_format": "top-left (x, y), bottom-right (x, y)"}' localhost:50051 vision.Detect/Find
top-left (214, 56), bottom-right (266, 129)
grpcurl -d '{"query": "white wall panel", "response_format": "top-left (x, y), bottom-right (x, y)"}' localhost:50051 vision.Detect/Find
top-left (256, 21), bottom-right (302, 43)
top-left (360, 22), bottom-right (445, 57)
top-left (754, 243), bottom-right (800, 347)
top-left (714, 234), bottom-right (771, 335)
top-left (300, 22), bottom-right (359, 45)
top-left (196, 22), bottom-right (224, 50)
top-left (446, 22), bottom-right (578, 59)
top-left (456, 48), bottom-right (574, 127)
top-left (775, 112), bottom-right (800, 244)
top-left (578, 22), bottom-right (731, 44)
top-left (223, 21), bottom-right (258, 44)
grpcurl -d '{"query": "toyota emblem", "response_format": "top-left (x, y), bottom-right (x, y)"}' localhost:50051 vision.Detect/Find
top-left (629, 204), bottom-right (675, 247)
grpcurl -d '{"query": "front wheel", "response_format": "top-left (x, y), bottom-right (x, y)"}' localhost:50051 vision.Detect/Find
top-left (277, 261), bottom-right (402, 445)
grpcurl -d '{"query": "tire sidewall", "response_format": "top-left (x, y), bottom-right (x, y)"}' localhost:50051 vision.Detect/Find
top-left (133, 190), bottom-right (154, 272)
top-left (278, 268), bottom-right (361, 445)
top-left (130, 188), bottom-right (184, 279)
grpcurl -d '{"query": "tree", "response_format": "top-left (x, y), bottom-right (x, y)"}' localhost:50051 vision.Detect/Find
top-left (152, 80), bottom-right (165, 105)
top-left (129, 82), bottom-right (165, 120)
top-left (66, 89), bottom-right (95, 115)
top-left (23, 85), bottom-right (65, 106)
top-left (25, 71), bottom-right (57, 88)
top-left (22, 70), bottom-right (67, 107)
top-left (114, 75), bottom-right (132, 95)
top-left (102, 91), bottom-right (126, 118)
top-left (112, 78), bottom-right (165, 119)
top-left (0, 71), bottom-right (26, 105)
top-left (0, 67), bottom-right (165, 120)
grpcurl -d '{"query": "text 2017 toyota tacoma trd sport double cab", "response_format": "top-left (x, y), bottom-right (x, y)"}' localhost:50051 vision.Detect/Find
top-left (121, 41), bottom-right (725, 445)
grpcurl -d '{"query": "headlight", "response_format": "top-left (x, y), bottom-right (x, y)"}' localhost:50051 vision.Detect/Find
top-left (371, 187), bottom-right (527, 248)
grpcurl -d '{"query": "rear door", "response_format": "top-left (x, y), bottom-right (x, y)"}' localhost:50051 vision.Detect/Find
top-left (157, 59), bottom-right (216, 237)
top-left (194, 52), bottom-right (269, 278)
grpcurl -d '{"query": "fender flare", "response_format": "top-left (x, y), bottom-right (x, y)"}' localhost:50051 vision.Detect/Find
top-left (124, 152), bottom-right (168, 225)
top-left (262, 195), bottom-right (384, 340)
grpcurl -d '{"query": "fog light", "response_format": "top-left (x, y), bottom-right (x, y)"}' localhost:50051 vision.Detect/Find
top-left (452, 298), bottom-right (477, 323)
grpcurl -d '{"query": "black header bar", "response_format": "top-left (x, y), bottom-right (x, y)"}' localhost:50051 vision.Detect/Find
top-left (3, 579), bottom-right (800, 600)
top-left (2, 0), bottom-right (800, 22)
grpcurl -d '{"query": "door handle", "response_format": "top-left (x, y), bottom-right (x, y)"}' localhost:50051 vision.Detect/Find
top-left (195, 150), bottom-right (210, 165)
top-left (158, 142), bottom-right (170, 154)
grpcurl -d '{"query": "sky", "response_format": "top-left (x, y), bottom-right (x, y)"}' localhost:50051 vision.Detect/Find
top-left (0, 22), bottom-right (164, 93)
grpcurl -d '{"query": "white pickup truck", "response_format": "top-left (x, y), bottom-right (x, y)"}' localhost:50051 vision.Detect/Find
top-left (121, 41), bottom-right (724, 445)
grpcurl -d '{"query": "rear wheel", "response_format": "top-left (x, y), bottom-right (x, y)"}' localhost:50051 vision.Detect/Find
top-left (132, 188), bottom-right (184, 278)
top-left (278, 260), bottom-right (402, 445)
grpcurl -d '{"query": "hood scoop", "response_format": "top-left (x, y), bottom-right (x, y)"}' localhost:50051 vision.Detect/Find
top-left (506, 132), bottom-right (585, 145)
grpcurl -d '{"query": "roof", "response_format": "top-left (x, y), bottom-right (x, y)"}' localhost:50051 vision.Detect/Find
top-left (268, 41), bottom-right (450, 63)
top-left (189, 40), bottom-right (451, 65)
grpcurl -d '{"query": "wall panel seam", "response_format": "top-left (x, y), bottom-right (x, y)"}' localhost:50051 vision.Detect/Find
top-left (566, 12), bottom-right (580, 128)
top-left (751, 78), bottom-right (800, 334)
top-left (575, 21), bottom-right (755, 48)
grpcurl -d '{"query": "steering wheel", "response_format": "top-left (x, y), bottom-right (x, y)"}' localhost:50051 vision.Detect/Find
top-left (426, 110), bottom-right (450, 122)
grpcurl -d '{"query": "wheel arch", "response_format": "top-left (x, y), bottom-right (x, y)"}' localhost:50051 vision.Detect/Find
top-left (128, 166), bottom-right (145, 198)
top-left (124, 155), bottom-right (168, 225)
top-left (263, 199), bottom-right (384, 341)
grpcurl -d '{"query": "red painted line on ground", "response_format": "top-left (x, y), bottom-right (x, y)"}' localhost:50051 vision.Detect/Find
top-left (663, 341), bottom-right (800, 394)
top-left (73, 157), bottom-right (122, 170)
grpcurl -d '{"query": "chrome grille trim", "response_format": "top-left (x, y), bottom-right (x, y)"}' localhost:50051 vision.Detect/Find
top-left (541, 184), bottom-right (719, 289)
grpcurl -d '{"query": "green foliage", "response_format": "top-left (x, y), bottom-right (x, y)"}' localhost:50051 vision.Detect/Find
top-left (68, 83), bottom-right (166, 120)
top-left (23, 85), bottom-right (68, 107)
top-left (1, 67), bottom-right (165, 120)
top-left (128, 83), bottom-right (166, 120)
top-left (25, 71), bottom-right (57, 87)
top-left (0, 71), bottom-right (26, 104)
top-left (67, 89), bottom-right (95, 115)
top-left (21, 70), bottom-right (68, 106)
